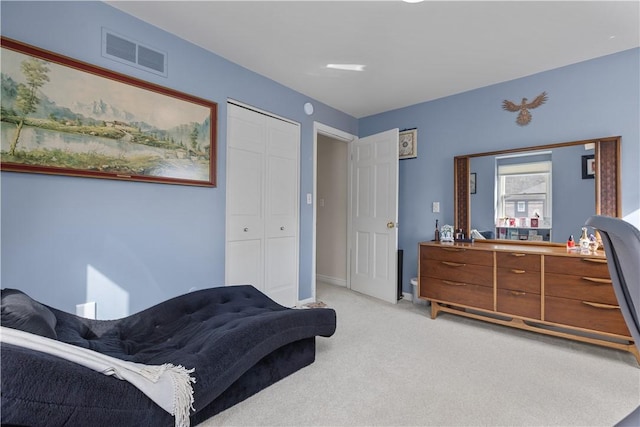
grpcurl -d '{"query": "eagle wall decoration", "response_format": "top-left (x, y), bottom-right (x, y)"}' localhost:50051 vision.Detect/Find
top-left (502, 91), bottom-right (548, 126)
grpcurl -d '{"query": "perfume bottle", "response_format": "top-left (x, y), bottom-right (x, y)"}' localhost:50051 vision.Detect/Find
top-left (579, 227), bottom-right (590, 250)
top-left (567, 235), bottom-right (575, 249)
top-left (434, 219), bottom-right (440, 242)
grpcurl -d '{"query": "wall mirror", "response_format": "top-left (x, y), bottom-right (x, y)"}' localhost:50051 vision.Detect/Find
top-left (454, 136), bottom-right (620, 244)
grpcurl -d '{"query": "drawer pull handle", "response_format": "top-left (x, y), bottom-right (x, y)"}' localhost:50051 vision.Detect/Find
top-left (511, 269), bottom-right (526, 274)
top-left (442, 247), bottom-right (466, 252)
top-left (441, 261), bottom-right (466, 267)
top-left (582, 258), bottom-right (607, 264)
top-left (510, 253), bottom-right (526, 257)
top-left (442, 280), bottom-right (467, 287)
top-left (510, 291), bottom-right (526, 296)
top-left (581, 277), bottom-right (612, 284)
top-left (582, 301), bottom-right (619, 310)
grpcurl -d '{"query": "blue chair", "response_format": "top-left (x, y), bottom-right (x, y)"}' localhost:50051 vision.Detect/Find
top-left (585, 215), bottom-right (640, 427)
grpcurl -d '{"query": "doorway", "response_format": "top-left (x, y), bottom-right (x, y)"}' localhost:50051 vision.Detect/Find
top-left (316, 135), bottom-right (349, 286)
top-left (349, 128), bottom-right (399, 303)
top-left (312, 123), bottom-right (400, 304)
top-left (312, 123), bottom-right (355, 302)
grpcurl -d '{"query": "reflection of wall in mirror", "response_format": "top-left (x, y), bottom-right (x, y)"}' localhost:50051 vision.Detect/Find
top-left (552, 144), bottom-right (595, 241)
top-left (469, 144), bottom-right (595, 243)
top-left (469, 155), bottom-right (496, 236)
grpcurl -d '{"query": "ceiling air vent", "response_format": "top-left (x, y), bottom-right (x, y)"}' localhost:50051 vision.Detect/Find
top-left (102, 29), bottom-right (167, 77)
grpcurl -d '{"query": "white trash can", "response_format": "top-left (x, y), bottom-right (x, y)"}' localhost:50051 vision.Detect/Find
top-left (410, 277), bottom-right (427, 305)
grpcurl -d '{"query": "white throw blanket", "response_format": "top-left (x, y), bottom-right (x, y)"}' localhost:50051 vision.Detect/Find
top-left (0, 326), bottom-right (196, 427)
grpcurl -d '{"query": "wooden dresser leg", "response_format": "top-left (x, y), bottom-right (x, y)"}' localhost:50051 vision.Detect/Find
top-left (430, 301), bottom-right (440, 319)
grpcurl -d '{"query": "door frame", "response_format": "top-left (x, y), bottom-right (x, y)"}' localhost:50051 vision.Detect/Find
top-left (311, 122), bottom-right (356, 302)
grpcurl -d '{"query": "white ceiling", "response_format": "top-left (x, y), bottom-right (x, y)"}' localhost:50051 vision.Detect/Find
top-left (107, 1), bottom-right (640, 118)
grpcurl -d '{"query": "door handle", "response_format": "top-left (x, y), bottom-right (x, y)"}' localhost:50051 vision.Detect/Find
top-left (387, 221), bottom-right (396, 229)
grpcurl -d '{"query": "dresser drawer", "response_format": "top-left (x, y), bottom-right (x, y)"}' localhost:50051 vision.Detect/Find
top-left (545, 273), bottom-right (617, 305)
top-left (497, 268), bottom-right (540, 294)
top-left (496, 251), bottom-right (541, 271)
top-left (497, 289), bottom-right (541, 320)
top-left (545, 256), bottom-right (609, 278)
top-left (421, 245), bottom-right (493, 266)
top-left (422, 259), bottom-right (493, 288)
top-left (545, 296), bottom-right (631, 336)
top-left (420, 277), bottom-right (493, 311)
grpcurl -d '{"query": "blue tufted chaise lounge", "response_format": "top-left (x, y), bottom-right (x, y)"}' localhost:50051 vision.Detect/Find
top-left (1, 285), bottom-right (337, 426)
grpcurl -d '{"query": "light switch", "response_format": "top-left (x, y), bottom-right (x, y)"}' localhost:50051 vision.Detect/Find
top-left (432, 202), bottom-right (440, 213)
top-left (319, 198), bottom-right (325, 207)
top-left (306, 193), bottom-right (312, 204)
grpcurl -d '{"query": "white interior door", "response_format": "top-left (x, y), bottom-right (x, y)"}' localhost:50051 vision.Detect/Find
top-left (350, 128), bottom-right (399, 303)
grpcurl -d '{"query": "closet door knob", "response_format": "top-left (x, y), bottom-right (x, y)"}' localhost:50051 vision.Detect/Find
top-left (280, 226), bottom-right (285, 231)
top-left (243, 227), bottom-right (249, 232)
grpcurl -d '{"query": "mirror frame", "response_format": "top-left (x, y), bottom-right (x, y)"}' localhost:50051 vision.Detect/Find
top-left (454, 136), bottom-right (621, 244)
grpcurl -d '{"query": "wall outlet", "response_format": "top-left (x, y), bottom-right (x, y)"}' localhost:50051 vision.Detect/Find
top-left (432, 202), bottom-right (440, 213)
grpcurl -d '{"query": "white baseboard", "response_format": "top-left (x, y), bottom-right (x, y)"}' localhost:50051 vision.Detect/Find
top-left (316, 274), bottom-right (347, 287)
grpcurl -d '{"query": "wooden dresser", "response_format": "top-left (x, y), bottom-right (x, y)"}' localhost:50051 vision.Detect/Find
top-left (419, 241), bottom-right (638, 363)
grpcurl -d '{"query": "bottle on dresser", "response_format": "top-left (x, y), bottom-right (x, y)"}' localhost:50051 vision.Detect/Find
top-left (579, 227), bottom-right (591, 253)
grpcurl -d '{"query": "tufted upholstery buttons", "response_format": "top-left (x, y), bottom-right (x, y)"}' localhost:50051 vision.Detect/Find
top-left (3, 284), bottom-right (337, 425)
top-left (47, 284), bottom-right (336, 366)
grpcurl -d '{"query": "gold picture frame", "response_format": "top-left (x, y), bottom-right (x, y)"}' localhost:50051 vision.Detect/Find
top-left (1, 37), bottom-right (217, 187)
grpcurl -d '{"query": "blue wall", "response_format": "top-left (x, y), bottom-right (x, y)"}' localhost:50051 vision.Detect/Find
top-left (0, 1), bottom-right (357, 316)
top-left (2, 2), bottom-right (638, 309)
top-left (360, 48), bottom-right (640, 294)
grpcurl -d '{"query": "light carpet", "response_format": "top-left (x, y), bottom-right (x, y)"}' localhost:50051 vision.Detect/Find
top-left (200, 282), bottom-right (639, 426)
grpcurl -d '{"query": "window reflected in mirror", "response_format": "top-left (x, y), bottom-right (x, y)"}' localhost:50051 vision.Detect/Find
top-left (495, 154), bottom-right (552, 241)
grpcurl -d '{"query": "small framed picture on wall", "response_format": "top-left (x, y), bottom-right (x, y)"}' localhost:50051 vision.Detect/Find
top-left (470, 173), bottom-right (477, 194)
top-left (582, 154), bottom-right (595, 179)
top-left (399, 128), bottom-right (417, 159)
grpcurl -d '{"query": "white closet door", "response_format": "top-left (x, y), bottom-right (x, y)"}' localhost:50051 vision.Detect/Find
top-left (226, 103), bottom-right (299, 307)
top-left (226, 239), bottom-right (263, 290)
top-left (226, 105), bottom-right (266, 291)
top-left (265, 119), bottom-right (299, 307)
top-left (226, 145), bottom-right (264, 291)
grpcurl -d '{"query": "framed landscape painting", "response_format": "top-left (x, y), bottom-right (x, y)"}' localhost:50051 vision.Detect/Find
top-left (0, 37), bottom-right (217, 187)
